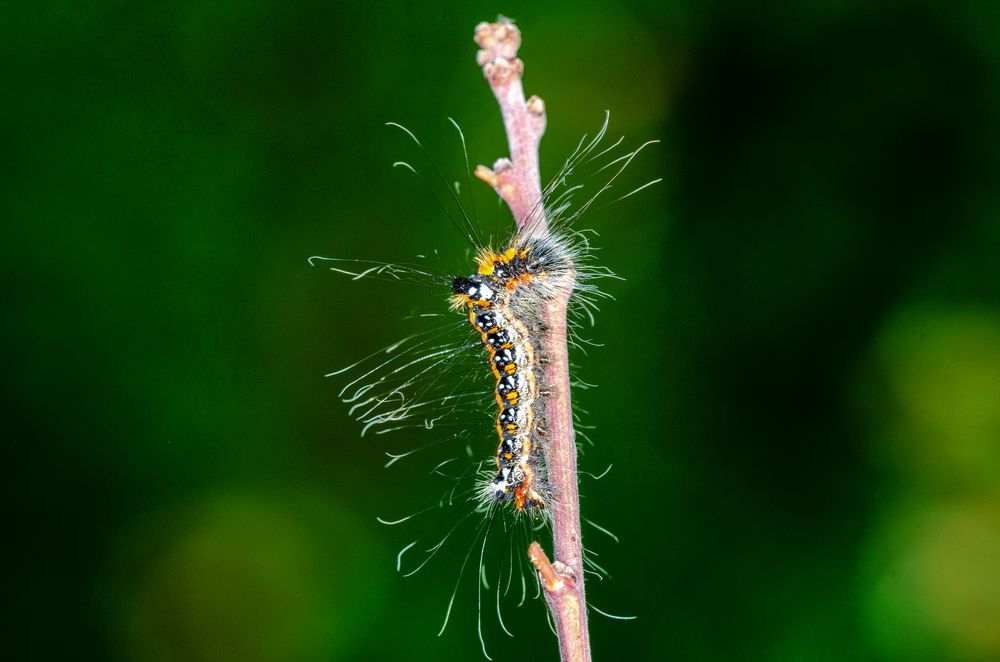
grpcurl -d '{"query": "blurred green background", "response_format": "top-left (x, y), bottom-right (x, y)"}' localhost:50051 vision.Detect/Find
top-left (6, 1), bottom-right (1000, 660)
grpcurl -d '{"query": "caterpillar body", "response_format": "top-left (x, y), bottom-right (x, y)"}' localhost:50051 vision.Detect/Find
top-left (314, 115), bottom-right (655, 649)
top-left (451, 238), bottom-right (574, 512)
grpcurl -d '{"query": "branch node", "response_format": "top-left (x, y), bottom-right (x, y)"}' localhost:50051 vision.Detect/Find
top-left (529, 541), bottom-right (570, 592)
top-left (527, 94), bottom-right (546, 116)
top-left (473, 164), bottom-right (496, 187)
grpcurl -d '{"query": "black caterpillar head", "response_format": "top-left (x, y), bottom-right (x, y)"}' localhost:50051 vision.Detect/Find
top-left (451, 275), bottom-right (497, 303)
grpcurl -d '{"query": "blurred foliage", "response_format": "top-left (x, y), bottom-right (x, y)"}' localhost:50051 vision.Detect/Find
top-left (5, 1), bottom-right (1000, 660)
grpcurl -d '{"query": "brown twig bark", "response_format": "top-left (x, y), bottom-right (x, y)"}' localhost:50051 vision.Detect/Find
top-left (474, 18), bottom-right (591, 662)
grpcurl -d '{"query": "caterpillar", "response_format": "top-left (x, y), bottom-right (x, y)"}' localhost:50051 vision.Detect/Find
top-left (450, 238), bottom-right (574, 512)
top-left (313, 115), bottom-right (655, 651)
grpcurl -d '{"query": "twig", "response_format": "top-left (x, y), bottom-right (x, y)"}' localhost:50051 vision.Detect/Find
top-left (474, 18), bottom-right (591, 662)
top-left (473, 18), bottom-right (548, 234)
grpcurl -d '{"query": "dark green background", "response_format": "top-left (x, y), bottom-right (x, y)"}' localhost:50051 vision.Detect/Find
top-left (7, 1), bottom-right (1000, 660)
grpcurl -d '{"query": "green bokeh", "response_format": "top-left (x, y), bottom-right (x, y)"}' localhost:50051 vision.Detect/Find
top-left (6, 1), bottom-right (1000, 660)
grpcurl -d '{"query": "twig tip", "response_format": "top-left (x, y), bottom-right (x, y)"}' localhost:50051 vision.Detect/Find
top-left (528, 542), bottom-right (561, 590)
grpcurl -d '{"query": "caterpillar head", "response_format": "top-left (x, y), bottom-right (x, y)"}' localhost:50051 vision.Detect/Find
top-left (450, 274), bottom-right (498, 309)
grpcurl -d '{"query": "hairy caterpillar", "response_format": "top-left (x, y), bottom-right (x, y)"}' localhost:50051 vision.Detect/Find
top-left (451, 236), bottom-right (574, 512)
top-left (313, 115), bottom-right (654, 654)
